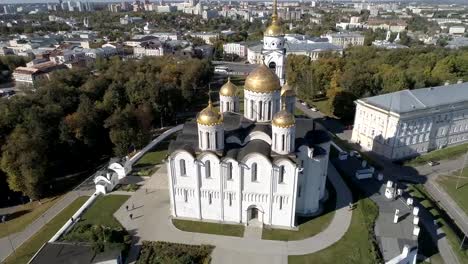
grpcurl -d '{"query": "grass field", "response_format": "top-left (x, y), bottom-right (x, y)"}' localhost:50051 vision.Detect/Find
top-left (437, 172), bottom-right (468, 216)
top-left (0, 196), bottom-right (61, 238)
top-left (172, 219), bottom-right (245, 237)
top-left (74, 195), bottom-right (130, 228)
top-left (133, 133), bottom-right (179, 176)
top-left (262, 183), bottom-right (336, 241)
top-left (409, 185), bottom-right (468, 263)
top-left (288, 198), bottom-right (380, 264)
top-left (404, 143), bottom-right (468, 166)
top-left (3, 196), bottom-right (88, 264)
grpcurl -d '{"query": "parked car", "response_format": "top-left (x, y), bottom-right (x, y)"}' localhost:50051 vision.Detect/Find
top-left (350, 150), bottom-right (362, 159)
top-left (427, 161), bottom-right (439, 167)
top-left (310, 107), bottom-right (318, 112)
top-left (301, 102), bottom-right (307, 106)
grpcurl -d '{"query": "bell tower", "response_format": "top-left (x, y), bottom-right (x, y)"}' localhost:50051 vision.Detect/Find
top-left (262, 0), bottom-right (286, 85)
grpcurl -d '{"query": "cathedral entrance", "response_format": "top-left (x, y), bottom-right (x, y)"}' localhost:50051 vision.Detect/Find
top-left (247, 205), bottom-right (263, 227)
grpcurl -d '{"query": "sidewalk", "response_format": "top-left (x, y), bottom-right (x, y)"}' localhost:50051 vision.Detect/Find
top-left (0, 190), bottom-right (94, 262)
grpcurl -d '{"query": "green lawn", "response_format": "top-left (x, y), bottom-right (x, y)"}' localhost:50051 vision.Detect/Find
top-left (437, 172), bottom-right (468, 216)
top-left (404, 143), bottom-right (468, 166)
top-left (133, 134), bottom-right (179, 175)
top-left (311, 98), bottom-right (333, 117)
top-left (137, 241), bottom-right (214, 264)
top-left (262, 183), bottom-right (336, 241)
top-left (172, 219), bottom-right (245, 237)
top-left (75, 195), bottom-right (130, 228)
top-left (288, 198), bottom-right (380, 264)
top-left (3, 196), bottom-right (88, 264)
top-left (408, 185), bottom-right (468, 263)
top-left (0, 196), bottom-right (61, 238)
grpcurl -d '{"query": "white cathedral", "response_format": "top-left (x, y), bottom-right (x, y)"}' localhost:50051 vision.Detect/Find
top-left (166, 1), bottom-right (331, 229)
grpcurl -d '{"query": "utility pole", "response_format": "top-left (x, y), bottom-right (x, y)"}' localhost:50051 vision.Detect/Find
top-left (456, 151), bottom-right (468, 190)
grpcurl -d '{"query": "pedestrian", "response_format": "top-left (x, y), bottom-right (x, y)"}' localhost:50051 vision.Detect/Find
top-left (71, 217), bottom-right (74, 223)
top-left (129, 214), bottom-right (133, 220)
top-left (126, 205), bottom-right (129, 211)
top-left (348, 202), bottom-right (353, 210)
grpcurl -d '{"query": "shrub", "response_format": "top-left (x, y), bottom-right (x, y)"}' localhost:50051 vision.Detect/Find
top-left (137, 241), bottom-right (214, 264)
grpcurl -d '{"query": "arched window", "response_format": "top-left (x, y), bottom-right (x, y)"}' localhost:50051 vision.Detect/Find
top-left (226, 162), bottom-right (232, 180)
top-left (281, 134), bottom-right (285, 151)
top-left (258, 101), bottom-right (263, 120)
top-left (205, 160), bottom-right (211, 178)
top-left (251, 163), bottom-right (257, 182)
top-left (205, 132), bottom-right (210, 149)
top-left (215, 131), bottom-right (219, 149)
top-left (208, 193), bottom-right (212, 204)
top-left (250, 100), bottom-right (254, 119)
top-left (273, 133), bottom-right (277, 149)
top-left (179, 159), bottom-right (186, 176)
top-left (267, 101), bottom-right (272, 119)
top-left (268, 61), bottom-right (276, 71)
top-left (278, 166), bottom-right (285, 184)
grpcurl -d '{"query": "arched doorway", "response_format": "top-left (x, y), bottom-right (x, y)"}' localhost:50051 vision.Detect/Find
top-left (246, 205), bottom-right (263, 226)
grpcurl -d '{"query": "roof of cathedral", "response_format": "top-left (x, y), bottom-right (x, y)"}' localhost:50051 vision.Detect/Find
top-left (196, 100), bottom-right (223, 126)
top-left (272, 109), bottom-right (295, 128)
top-left (219, 77), bottom-right (238, 97)
top-left (244, 64), bottom-right (281, 93)
top-left (168, 112), bottom-right (330, 161)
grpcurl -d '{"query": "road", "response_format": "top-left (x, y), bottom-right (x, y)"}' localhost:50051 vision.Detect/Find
top-left (212, 61), bottom-right (258, 76)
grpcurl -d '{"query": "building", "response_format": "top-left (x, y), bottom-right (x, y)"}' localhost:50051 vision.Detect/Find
top-left (13, 61), bottom-right (66, 86)
top-left (366, 19), bottom-right (407, 33)
top-left (166, 0), bottom-right (331, 230)
top-left (188, 32), bottom-right (219, 45)
top-left (449, 26), bottom-right (466, 36)
top-left (120, 15), bottom-right (144, 25)
top-left (223, 42), bottom-right (249, 58)
top-left (262, 3), bottom-right (286, 85)
top-left (133, 42), bottom-right (165, 58)
top-left (324, 32), bottom-right (365, 48)
top-left (351, 82), bottom-right (468, 160)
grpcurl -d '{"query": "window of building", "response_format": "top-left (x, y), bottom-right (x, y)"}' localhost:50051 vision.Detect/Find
top-left (251, 163), bottom-right (257, 182)
top-left (180, 159), bottom-right (186, 176)
top-left (298, 185), bottom-right (302, 197)
top-left (226, 162), bottom-right (233, 180)
top-left (228, 193), bottom-right (232, 206)
top-left (273, 133), bottom-right (277, 150)
top-left (205, 132), bottom-right (210, 149)
top-left (215, 131), bottom-right (219, 149)
top-left (278, 166), bottom-right (285, 184)
top-left (205, 160), bottom-right (211, 178)
top-left (208, 193), bottom-right (212, 204)
top-left (281, 134), bottom-right (285, 151)
top-left (184, 189), bottom-right (188, 202)
top-left (279, 196), bottom-right (283, 210)
top-left (250, 100), bottom-right (254, 119)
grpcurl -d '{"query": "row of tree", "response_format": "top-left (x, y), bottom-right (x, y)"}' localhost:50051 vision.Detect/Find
top-left (0, 56), bottom-right (212, 199)
top-left (287, 46), bottom-right (468, 121)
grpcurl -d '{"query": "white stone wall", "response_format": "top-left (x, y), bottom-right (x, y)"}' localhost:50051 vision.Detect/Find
top-left (168, 146), bottom-right (317, 228)
top-left (272, 125), bottom-right (295, 155)
top-left (198, 123), bottom-right (224, 151)
top-left (220, 95), bottom-right (239, 113)
top-left (244, 90), bottom-right (281, 122)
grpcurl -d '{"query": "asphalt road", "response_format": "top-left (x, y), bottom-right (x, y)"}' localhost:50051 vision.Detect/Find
top-left (213, 61), bottom-right (258, 76)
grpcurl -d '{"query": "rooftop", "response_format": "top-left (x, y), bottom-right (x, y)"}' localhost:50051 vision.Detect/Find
top-left (359, 82), bottom-right (468, 114)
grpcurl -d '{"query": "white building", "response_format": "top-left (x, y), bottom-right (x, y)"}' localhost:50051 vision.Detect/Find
top-left (324, 32), bottom-right (365, 48)
top-left (449, 26), bottom-right (466, 36)
top-left (188, 32), bottom-right (219, 45)
top-left (351, 82), bottom-right (468, 160)
top-left (167, 3), bottom-right (331, 229)
top-left (223, 42), bottom-right (249, 58)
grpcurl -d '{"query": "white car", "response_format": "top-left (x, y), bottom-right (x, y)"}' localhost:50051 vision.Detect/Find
top-left (310, 107), bottom-right (318, 112)
top-left (301, 102), bottom-right (307, 106)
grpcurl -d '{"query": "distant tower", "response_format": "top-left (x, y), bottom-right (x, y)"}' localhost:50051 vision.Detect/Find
top-left (262, 0), bottom-right (286, 85)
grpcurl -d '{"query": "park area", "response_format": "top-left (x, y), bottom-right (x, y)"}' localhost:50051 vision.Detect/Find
top-left (437, 169), bottom-right (468, 216)
top-left (3, 196), bottom-right (88, 264)
top-left (172, 219), bottom-right (245, 237)
top-left (288, 198), bottom-right (380, 264)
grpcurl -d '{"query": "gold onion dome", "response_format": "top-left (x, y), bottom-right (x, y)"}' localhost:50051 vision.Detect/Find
top-left (219, 77), bottom-right (238, 97)
top-left (244, 64), bottom-right (281, 93)
top-left (281, 81), bottom-right (296, 97)
top-left (272, 109), bottom-right (295, 128)
top-left (197, 100), bottom-right (223, 126)
top-left (264, 17), bottom-right (284, 37)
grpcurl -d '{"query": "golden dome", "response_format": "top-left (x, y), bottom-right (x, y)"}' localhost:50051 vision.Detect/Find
top-left (244, 64), bottom-right (281, 93)
top-left (197, 100), bottom-right (223, 126)
top-left (272, 109), bottom-right (295, 128)
top-left (264, 19), bottom-right (284, 37)
top-left (281, 82), bottom-right (296, 97)
top-left (219, 78), bottom-right (238, 97)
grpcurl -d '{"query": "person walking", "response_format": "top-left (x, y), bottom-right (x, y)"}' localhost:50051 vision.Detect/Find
top-left (129, 214), bottom-right (133, 220)
top-left (126, 205), bottom-right (129, 211)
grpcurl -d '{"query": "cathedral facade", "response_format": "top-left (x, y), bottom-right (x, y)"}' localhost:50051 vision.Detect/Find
top-left (166, 1), bottom-right (331, 229)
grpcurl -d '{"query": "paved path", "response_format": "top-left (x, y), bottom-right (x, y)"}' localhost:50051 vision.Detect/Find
top-left (115, 162), bottom-right (353, 264)
top-left (0, 190), bottom-right (94, 262)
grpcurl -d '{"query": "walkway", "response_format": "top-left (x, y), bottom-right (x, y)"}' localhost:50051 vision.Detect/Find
top-left (115, 162), bottom-right (352, 264)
